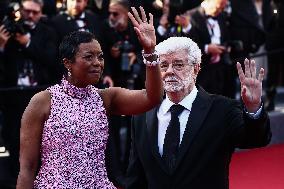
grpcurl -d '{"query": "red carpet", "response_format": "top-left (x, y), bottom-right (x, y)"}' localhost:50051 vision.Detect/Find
top-left (230, 144), bottom-right (284, 189)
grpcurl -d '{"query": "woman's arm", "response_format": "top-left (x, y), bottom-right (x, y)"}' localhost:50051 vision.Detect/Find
top-left (16, 91), bottom-right (50, 189)
top-left (101, 7), bottom-right (163, 116)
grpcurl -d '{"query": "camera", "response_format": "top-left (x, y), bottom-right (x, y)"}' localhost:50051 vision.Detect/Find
top-left (115, 40), bottom-right (134, 71)
top-left (1, 2), bottom-right (28, 35)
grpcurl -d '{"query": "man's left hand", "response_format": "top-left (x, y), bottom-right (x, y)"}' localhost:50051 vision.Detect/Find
top-left (237, 59), bottom-right (264, 113)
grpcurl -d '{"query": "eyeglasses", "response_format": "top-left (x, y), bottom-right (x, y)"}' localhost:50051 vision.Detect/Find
top-left (109, 11), bottom-right (119, 17)
top-left (22, 8), bottom-right (41, 15)
top-left (160, 60), bottom-right (193, 72)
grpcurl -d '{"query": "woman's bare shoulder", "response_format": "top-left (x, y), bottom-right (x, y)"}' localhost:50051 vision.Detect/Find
top-left (30, 90), bottom-right (50, 105)
top-left (26, 90), bottom-right (51, 118)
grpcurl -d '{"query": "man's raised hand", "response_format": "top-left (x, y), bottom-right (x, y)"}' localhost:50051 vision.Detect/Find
top-left (236, 59), bottom-right (264, 113)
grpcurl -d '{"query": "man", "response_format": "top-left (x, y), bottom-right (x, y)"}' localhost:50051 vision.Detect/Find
top-left (100, 0), bottom-right (144, 89)
top-left (185, 0), bottom-right (235, 98)
top-left (0, 0), bottom-right (58, 182)
top-left (0, 0), bottom-right (58, 87)
top-left (156, 0), bottom-right (201, 43)
top-left (264, 0), bottom-right (284, 111)
top-left (229, 0), bottom-right (272, 61)
top-left (51, 0), bottom-right (101, 41)
top-left (125, 36), bottom-right (271, 189)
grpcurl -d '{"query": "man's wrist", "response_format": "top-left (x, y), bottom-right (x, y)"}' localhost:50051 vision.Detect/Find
top-left (245, 103), bottom-right (263, 119)
top-left (246, 101), bottom-right (262, 113)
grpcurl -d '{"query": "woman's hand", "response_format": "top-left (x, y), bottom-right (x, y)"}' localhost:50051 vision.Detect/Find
top-left (128, 6), bottom-right (156, 53)
top-left (236, 59), bottom-right (264, 113)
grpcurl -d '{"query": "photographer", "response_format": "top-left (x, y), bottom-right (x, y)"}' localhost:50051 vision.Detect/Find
top-left (0, 0), bottom-right (58, 87)
top-left (0, 0), bottom-right (58, 182)
top-left (101, 0), bottom-right (144, 89)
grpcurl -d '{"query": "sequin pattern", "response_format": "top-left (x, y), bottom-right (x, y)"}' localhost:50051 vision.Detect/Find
top-left (34, 78), bottom-right (115, 189)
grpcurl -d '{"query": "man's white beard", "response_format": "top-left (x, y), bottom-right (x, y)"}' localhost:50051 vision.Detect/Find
top-left (24, 20), bottom-right (35, 29)
top-left (163, 75), bottom-right (193, 92)
top-left (109, 17), bottom-right (125, 28)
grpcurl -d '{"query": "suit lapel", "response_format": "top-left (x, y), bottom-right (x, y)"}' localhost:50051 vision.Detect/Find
top-left (175, 87), bottom-right (213, 170)
top-left (146, 106), bottom-right (171, 174)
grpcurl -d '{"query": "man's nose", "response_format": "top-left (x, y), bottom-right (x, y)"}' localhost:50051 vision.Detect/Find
top-left (165, 64), bottom-right (175, 73)
top-left (28, 12), bottom-right (34, 17)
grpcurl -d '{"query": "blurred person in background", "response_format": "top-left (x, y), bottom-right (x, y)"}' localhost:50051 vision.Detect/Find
top-left (0, 0), bottom-right (58, 87)
top-left (265, 0), bottom-right (284, 111)
top-left (0, 0), bottom-right (58, 183)
top-left (156, 0), bottom-right (201, 42)
top-left (87, 0), bottom-right (110, 20)
top-left (229, 0), bottom-right (273, 63)
top-left (51, 0), bottom-right (113, 87)
top-left (51, 0), bottom-right (101, 42)
top-left (101, 0), bottom-right (144, 89)
top-left (185, 0), bottom-right (236, 98)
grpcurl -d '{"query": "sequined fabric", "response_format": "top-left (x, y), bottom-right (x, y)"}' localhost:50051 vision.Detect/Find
top-left (33, 78), bottom-right (115, 189)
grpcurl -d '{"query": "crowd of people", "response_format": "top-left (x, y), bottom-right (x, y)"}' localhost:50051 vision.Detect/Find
top-left (0, 0), bottom-right (281, 188)
top-left (0, 0), bottom-right (283, 104)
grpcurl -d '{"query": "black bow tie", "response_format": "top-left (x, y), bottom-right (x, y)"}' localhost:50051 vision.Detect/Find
top-left (206, 15), bottom-right (217, 20)
top-left (73, 14), bottom-right (85, 21)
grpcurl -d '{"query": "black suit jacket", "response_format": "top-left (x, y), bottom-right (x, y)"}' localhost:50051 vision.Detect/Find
top-left (125, 87), bottom-right (271, 189)
top-left (0, 21), bottom-right (58, 87)
top-left (51, 10), bottom-right (102, 43)
top-left (229, 0), bottom-right (273, 55)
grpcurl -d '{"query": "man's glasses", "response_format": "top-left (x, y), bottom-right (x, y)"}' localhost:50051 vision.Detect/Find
top-left (109, 11), bottom-right (119, 17)
top-left (22, 8), bottom-right (41, 15)
top-left (160, 60), bottom-right (193, 72)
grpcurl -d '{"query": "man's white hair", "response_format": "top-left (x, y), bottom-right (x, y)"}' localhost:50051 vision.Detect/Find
top-left (156, 37), bottom-right (202, 65)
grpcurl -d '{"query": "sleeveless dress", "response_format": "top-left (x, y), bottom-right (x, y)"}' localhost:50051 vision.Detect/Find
top-left (33, 78), bottom-right (116, 189)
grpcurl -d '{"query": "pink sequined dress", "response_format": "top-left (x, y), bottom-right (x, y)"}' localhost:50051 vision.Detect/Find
top-left (33, 78), bottom-right (116, 189)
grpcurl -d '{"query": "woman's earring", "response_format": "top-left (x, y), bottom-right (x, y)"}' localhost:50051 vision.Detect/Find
top-left (67, 69), bottom-right (71, 77)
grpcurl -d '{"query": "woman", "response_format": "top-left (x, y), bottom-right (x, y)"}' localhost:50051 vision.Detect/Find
top-left (16, 7), bottom-right (163, 189)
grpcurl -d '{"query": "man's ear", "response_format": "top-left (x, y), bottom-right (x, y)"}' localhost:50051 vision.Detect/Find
top-left (194, 64), bottom-right (201, 74)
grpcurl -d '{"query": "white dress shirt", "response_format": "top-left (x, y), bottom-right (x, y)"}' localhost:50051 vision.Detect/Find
top-left (204, 17), bottom-right (222, 63)
top-left (206, 18), bottom-right (221, 45)
top-left (157, 86), bottom-right (198, 156)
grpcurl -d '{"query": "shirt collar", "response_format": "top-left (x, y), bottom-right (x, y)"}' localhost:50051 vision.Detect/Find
top-left (160, 86), bottom-right (198, 115)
